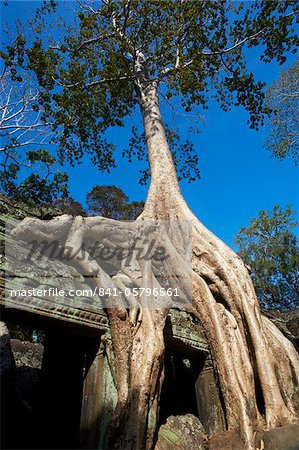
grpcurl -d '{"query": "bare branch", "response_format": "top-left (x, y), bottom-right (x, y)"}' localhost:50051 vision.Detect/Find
top-left (76, 0), bottom-right (100, 15)
top-left (158, 58), bottom-right (193, 79)
top-left (203, 28), bottom-right (266, 56)
top-left (60, 73), bottom-right (135, 89)
top-left (50, 33), bottom-right (115, 54)
top-left (0, 73), bottom-right (54, 156)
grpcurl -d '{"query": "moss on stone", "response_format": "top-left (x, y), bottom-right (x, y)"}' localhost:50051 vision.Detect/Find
top-left (159, 428), bottom-right (180, 444)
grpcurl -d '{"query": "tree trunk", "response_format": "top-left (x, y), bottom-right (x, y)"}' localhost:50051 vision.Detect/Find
top-left (133, 81), bottom-right (299, 449)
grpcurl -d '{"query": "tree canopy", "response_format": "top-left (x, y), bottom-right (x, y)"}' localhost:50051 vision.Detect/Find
top-left (265, 58), bottom-right (299, 163)
top-left (235, 205), bottom-right (299, 310)
top-left (2, 0), bottom-right (298, 184)
top-left (86, 185), bottom-right (144, 219)
top-left (53, 196), bottom-right (87, 216)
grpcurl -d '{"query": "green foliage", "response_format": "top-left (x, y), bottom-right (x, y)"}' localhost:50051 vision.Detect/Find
top-left (235, 205), bottom-right (299, 310)
top-left (53, 196), bottom-right (87, 216)
top-left (265, 59), bottom-right (299, 163)
top-left (0, 148), bottom-right (68, 205)
top-left (2, 1), bottom-right (298, 183)
top-left (86, 185), bottom-right (144, 220)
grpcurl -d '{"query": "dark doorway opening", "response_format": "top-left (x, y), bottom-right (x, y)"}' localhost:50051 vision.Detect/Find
top-left (1, 316), bottom-right (100, 450)
top-left (32, 332), bottom-right (87, 449)
top-left (159, 348), bottom-right (206, 425)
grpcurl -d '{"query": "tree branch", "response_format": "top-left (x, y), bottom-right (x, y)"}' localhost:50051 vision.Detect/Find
top-left (60, 74), bottom-right (135, 89)
top-left (157, 23), bottom-right (270, 80)
top-left (203, 28), bottom-right (266, 56)
top-left (50, 33), bottom-right (115, 54)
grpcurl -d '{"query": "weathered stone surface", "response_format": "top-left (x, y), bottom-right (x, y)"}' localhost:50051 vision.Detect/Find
top-left (208, 425), bottom-right (299, 450)
top-left (256, 424), bottom-right (299, 450)
top-left (0, 192), bottom-right (61, 220)
top-left (155, 414), bottom-right (206, 450)
top-left (196, 355), bottom-right (226, 434)
top-left (165, 310), bottom-right (209, 353)
top-left (0, 321), bottom-right (14, 375)
top-left (208, 430), bottom-right (245, 450)
top-left (1, 336), bottom-right (42, 414)
top-left (80, 343), bottom-right (117, 449)
top-left (11, 339), bottom-right (44, 369)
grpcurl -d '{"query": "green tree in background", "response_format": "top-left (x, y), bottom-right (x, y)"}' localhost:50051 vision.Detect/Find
top-left (236, 205), bottom-right (299, 310)
top-left (53, 196), bottom-right (87, 216)
top-left (0, 148), bottom-right (69, 204)
top-left (87, 185), bottom-right (143, 220)
top-left (265, 59), bottom-right (299, 163)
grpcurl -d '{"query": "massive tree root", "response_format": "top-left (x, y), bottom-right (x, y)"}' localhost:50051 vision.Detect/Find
top-left (139, 178), bottom-right (299, 449)
top-left (188, 206), bottom-right (299, 446)
top-left (9, 82), bottom-right (299, 450)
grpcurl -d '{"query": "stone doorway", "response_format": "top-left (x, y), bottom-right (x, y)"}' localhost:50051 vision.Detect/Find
top-left (159, 345), bottom-right (225, 435)
top-left (159, 348), bottom-right (205, 425)
top-left (1, 317), bottom-right (100, 449)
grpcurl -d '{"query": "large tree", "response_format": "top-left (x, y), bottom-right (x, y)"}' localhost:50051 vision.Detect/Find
top-left (236, 205), bottom-right (299, 311)
top-left (5, 2), bottom-right (299, 449)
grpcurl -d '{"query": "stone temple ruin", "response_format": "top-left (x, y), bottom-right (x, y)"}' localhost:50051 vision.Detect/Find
top-left (0, 193), bottom-right (298, 449)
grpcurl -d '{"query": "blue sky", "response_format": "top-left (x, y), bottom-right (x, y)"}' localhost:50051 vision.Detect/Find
top-left (1, 1), bottom-right (298, 249)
